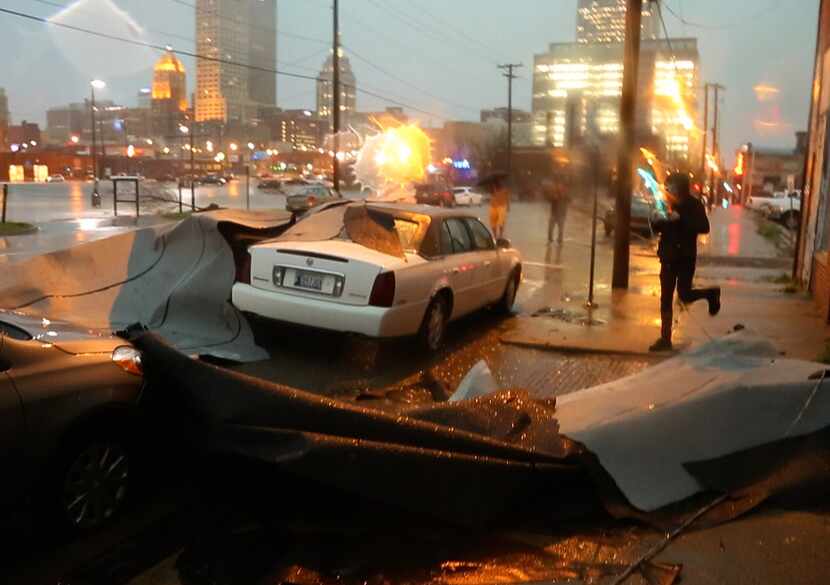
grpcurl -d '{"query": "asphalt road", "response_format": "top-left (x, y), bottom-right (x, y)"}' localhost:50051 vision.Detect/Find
top-left (5, 191), bottom-right (824, 585)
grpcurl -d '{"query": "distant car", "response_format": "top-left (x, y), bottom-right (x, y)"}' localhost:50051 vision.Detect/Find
top-left (603, 194), bottom-right (656, 236)
top-left (285, 186), bottom-right (341, 214)
top-left (258, 179), bottom-right (283, 191)
top-left (198, 175), bottom-right (227, 186)
top-left (0, 311), bottom-right (145, 531)
top-left (282, 178), bottom-right (313, 196)
top-left (46, 174), bottom-right (65, 183)
top-left (452, 186), bottom-right (484, 206)
top-left (747, 191), bottom-right (801, 228)
top-left (415, 178), bottom-right (454, 207)
top-left (232, 203), bottom-right (522, 352)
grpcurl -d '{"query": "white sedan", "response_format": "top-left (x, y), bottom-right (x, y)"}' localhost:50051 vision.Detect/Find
top-left (452, 186), bottom-right (484, 206)
top-left (232, 202), bottom-right (522, 351)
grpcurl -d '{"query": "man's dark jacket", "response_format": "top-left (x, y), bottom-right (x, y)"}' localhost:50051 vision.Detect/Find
top-left (652, 195), bottom-right (710, 262)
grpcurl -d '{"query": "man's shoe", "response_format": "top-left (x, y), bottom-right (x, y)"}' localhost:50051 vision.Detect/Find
top-left (649, 337), bottom-right (673, 352)
top-left (708, 288), bottom-right (721, 316)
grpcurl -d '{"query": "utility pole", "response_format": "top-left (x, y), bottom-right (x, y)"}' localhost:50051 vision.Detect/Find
top-left (498, 63), bottom-right (522, 177)
top-left (611, 0), bottom-right (643, 290)
top-left (332, 0), bottom-right (341, 193)
top-left (711, 83), bottom-right (724, 204)
top-left (700, 84), bottom-right (709, 193)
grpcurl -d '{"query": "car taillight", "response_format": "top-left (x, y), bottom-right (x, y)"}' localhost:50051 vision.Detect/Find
top-left (369, 272), bottom-right (396, 307)
top-left (112, 346), bottom-right (142, 376)
top-left (237, 252), bottom-right (251, 284)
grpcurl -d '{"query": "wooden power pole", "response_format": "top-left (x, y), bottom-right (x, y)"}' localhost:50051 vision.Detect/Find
top-left (498, 63), bottom-right (522, 177)
top-left (332, 0), bottom-right (341, 193)
top-left (611, 0), bottom-right (643, 290)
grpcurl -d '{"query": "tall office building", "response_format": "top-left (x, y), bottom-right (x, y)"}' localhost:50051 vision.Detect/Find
top-left (316, 48), bottom-right (357, 130)
top-left (195, 0), bottom-right (277, 125)
top-left (576, 0), bottom-right (658, 44)
top-left (152, 51), bottom-right (188, 137)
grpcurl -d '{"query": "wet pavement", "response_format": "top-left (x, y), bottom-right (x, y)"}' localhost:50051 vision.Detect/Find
top-left (4, 193), bottom-right (830, 585)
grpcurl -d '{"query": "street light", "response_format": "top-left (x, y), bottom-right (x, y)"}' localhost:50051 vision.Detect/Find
top-left (229, 142), bottom-right (238, 152)
top-left (247, 142), bottom-right (255, 151)
top-left (70, 135), bottom-right (80, 144)
top-left (90, 79), bottom-right (106, 207)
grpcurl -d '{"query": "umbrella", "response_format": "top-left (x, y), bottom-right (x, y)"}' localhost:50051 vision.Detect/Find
top-left (344, 204), bottom-right (405, 259)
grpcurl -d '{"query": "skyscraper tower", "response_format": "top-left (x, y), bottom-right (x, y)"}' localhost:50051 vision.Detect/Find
top-left (576, 0), bottom-right (658, 44)
top-left (195, 0), bottom-right (277, 124)
top-left (151, 51), bottom-right (188, 137)
top-left (316, 48), bottom-right (356, 130)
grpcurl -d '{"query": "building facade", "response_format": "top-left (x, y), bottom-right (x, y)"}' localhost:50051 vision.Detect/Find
top-left (316, 49), bottom-right (357, 130)
top-left (267, 109), bottom-right (325, 150)
top-left (576, 0), bottom-right (658, 44)
top-left (195, 0), bottom-right (277, 125)
top-left (532, 38), bottom-right (699, 164)
top-left (151, 51), bottom-right (188, 138)
top-left (795, 0), bottom-right (830, 320)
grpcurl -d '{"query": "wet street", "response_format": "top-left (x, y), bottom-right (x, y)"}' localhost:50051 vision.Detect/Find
top-left (4, 187), bottom-right (826, 585)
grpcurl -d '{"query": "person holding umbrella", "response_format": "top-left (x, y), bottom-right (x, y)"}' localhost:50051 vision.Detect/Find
top-left (478, 171), bottom-right (510, 239)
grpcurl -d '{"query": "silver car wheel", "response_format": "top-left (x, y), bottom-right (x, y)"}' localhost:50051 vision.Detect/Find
top-left (63, 442), bottom-right (129, 529)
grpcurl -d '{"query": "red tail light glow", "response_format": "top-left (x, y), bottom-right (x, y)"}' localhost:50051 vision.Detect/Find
top-left (369, 272), bottom-right (396, 307)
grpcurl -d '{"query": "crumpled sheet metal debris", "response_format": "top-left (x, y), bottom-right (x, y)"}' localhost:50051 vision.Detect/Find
top-left (133, 328), bottom-right (830, 529)
top-left (555, 330), bottom-right (830, 512)
top-left (130, 331), bottom-right (591, 527)
top-left (0, 210), bottom-right (291, 361)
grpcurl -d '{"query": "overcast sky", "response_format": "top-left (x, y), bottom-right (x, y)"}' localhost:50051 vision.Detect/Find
top-left (0, 0), bottom-right (819, 163)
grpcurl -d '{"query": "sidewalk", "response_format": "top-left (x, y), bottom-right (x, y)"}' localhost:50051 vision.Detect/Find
top-left (502, 204), bottom-right (829, 361)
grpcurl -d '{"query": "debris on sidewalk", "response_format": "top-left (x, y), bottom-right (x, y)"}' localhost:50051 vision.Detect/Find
top-left (127, 327), bottom-right (830, 531)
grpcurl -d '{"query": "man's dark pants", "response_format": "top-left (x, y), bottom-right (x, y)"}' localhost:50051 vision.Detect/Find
top-left (659, 256), bottom-right (715, 339)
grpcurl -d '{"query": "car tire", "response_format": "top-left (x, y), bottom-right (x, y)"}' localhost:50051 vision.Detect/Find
top-left (496, 269), bottom-right (520, 314)
top-left (783, 211), bottom-right (800, 230)
top-left (50, 421), bottom-right (136, 533)
top-left (418, 294), bottom-right (449, 353)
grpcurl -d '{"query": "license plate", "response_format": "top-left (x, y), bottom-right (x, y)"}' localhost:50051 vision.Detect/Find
top-left (295, 271), bottom-right (324, 291)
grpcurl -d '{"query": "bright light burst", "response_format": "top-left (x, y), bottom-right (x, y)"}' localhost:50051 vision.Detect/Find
top-left (354, 125), bottom-right (432, 196)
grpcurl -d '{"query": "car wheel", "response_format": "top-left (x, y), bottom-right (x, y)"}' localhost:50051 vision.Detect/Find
top-left (783, 211), bottom-right (800, 230)
top-left (419, 295), bottom-right (449, 353)
top-left (496, 270), bottom-right (520, 314)
top-left (54, 426), bottom-right (134, 532)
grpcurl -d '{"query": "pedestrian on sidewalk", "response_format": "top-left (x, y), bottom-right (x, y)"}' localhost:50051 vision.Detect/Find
top-left (649, 172), bottom-right (721, 352)
top-left (545, 174), bottom-right (570, 244)
top-left (484, 174), bottom-right (510, 239)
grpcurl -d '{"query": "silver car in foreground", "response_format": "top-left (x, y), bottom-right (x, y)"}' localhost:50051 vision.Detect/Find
top-left (0, 311), bottom-right (144, 531)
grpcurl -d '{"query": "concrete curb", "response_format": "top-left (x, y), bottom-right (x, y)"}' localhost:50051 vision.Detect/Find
top-left (499, 335), bottom-right (681, 358)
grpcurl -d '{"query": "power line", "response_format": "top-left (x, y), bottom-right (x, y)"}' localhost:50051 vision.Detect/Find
top-left (364, 0), bottom-right (500, 68)
top-left (160, 0), bottom-right (330, 46)
top-left (26, 0), bottom-right (323, 74)
top-left (0, 6), bottom-right (450, 122)
top-left (662, 0), bottom-right (782, 31)
top-left (342, 44), bottom-right (480, 116)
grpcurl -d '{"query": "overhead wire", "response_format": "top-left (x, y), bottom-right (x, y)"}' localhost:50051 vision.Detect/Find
top-left (662, 0), bottom-right (783, 31)
top-left (0, 5), bottom-right (456, 120)
top-left (25, 0), bottom-right (323, 74)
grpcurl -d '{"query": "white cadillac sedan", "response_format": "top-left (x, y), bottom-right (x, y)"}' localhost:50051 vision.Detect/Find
top-left (232, 202), bottom-right (522, 351)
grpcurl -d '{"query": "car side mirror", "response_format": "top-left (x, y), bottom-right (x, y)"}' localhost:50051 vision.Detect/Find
top-left (496, 238), bottom-right (511, 248)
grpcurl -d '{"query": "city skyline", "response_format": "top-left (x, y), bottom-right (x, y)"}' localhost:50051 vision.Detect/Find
top-left (0, 0), bottom-right (818, 163)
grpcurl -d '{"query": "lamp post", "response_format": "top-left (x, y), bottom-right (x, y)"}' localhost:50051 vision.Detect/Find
top-left (180, 123), bottom-right (195, 210)
top-left (90, 79), bottom-right (106, 206)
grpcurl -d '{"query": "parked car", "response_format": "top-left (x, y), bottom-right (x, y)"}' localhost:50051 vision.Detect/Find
top-left (258, 179), bottom-right (283, 191)
top-left (282, 178), bottom-right (313, 196)
top-left (286, 186), bottom-right (341, 214)
top-left (746, 191), bottom-right (801, 228)
top-left (452, 186), bottom-right (484, 206)
top-left (414, 177), bottom-right (454, 207)
top-left (0, 311), bottom-right (145, 531)
top-left (198, 174), bottom-right (227, 186)
top-left (603, 194), bottom-right (656, 236)
top-left (47, 174), bottom-right (65, 183)
top-left (232, 203), bottom-right (522, 352)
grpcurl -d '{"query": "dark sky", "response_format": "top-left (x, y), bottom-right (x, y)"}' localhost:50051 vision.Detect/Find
top-left (0, 0), bottom-right (818, 163)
